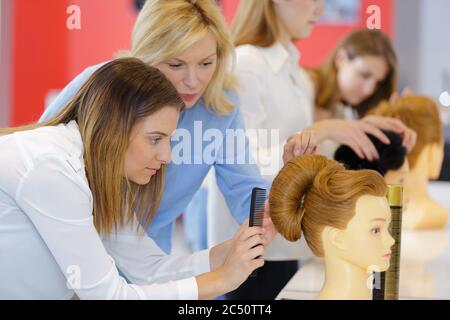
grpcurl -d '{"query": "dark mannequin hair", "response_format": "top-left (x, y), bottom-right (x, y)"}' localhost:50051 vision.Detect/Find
top-left (334, 130), bottom-right (406, 176)
top-left (134, 0), bottom-right (146, 11)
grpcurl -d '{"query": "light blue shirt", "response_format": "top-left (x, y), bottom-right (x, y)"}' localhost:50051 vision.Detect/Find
top-left (40, 62), bottom-right (271, 253)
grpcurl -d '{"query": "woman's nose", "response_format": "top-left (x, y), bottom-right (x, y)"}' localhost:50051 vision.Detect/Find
top-left (157, 141), bottom-right (172, 165)
top-left (183, 68), bottom-right (199, 89)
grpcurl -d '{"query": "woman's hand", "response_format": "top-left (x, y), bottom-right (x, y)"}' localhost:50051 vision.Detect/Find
top-left (262, 200), bottom-right (277, 245)
top-left (283, 128), bottom-right (318, 164)
top-left (361, 115), bottom-right (417, 153)
top-left (197, 220), bottom-right (266, 299)
top-left (283, 119), bottom-right (390, 163)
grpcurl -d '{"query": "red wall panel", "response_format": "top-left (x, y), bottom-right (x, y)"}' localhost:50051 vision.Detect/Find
top-left (11, 0), bottom-right (69, 126)
top-left (10, 0), bottom-right (393, 126)
top-left (66, 0), bottom-right (137, 79)
top-left (11, 0), bottom-right (137, 126)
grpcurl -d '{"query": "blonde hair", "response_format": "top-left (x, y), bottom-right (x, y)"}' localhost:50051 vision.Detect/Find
top-left (269, 155), bottom-right (387, 257)
top-left (232, 0), bottom-right (279, 47)
top-left (121, 0), bottom-right (236, 115)
top-left (371, 96), bottom-right (443, 169)
top-left (0, 58), bottom-right (184, 236)
top-left (310, 29), bottom-right (398, 117)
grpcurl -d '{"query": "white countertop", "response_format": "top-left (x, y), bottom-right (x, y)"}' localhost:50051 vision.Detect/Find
top-left (277, 182), bottom-right (450, 300)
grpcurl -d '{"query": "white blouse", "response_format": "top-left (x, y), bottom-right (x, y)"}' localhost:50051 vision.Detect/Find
top-left (0, 121), bottom-right (210, 300)
top-left (206, 42), bottom-right (315, 261)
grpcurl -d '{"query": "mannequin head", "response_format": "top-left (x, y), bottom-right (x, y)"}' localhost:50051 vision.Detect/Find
top-left (270, 155), bottom-right (394, 273)
top-left (334, 130), bottom-right (409, 185)
top-left (373, 96), bottom-right (444, 179)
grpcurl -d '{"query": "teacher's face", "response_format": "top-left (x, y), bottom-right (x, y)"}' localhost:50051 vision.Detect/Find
top-left (155, 32), bottom-right (218, 109)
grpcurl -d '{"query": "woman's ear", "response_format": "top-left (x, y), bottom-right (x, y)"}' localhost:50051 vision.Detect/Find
top-left (335, 48), bottom-right (348, 69)
top-left (322, 225), bottom-right (346, 252)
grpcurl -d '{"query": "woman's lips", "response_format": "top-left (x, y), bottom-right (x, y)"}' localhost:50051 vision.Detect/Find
top-left (145, 168), bottom-right (158, 175)
top-left (383, 253), bottom-right (392, 258)
top-left (180, 93), bottom-right (198, 102)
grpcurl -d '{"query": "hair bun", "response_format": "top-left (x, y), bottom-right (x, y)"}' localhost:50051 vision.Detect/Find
top-left (269, 155), bottom-right (338, 242)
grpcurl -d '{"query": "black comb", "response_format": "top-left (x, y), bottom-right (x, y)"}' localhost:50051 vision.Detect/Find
top-left (249, 187), bottom-right (266, 277)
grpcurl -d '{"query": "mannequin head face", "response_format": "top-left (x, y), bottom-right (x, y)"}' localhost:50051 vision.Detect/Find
top-left (384, 159), bottom-right (410, 185)
top-left (269, 155), bottom-right (388, 260)
top-left (323, 195), bottom-right (395, 272)
top-left (372, 96), bottom-right (444, 174)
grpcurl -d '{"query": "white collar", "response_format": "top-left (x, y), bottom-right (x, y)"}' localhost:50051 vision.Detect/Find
top-left (259, 41), bottom-right (301, 73)
top-left (62, 120), bottom-right (84, 159)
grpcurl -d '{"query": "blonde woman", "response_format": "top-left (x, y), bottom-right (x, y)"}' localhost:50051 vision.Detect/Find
top-left (40, 0), bottom-right (292, 257)
top-left (204, 0), bottom-right (415, 300)
top-left (0, 58), bottom-right (268, 300)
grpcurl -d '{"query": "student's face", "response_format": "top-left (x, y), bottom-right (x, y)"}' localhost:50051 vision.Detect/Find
top-left (273, 0), bottom-right (325, 40)
top-left (384, 159), bottom-right (410, 186)
top-left (338, 195), bottom-right (395, 273)
top-left (124, 107), bottom-right (179, 185)
top-left (155, 32), bottom-right (218, 109)
top-left (336, 51), bottom-right (389, 106)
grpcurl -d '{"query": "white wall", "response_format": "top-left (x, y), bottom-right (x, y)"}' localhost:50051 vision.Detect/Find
top-left (395, 0), bottom-right (450, 100)
top-left (418, 0), bottom-right (450, 99)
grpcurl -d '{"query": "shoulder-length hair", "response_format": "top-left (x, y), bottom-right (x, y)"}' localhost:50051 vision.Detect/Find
top-left (1, 58), bottom-right (185, 236)
top-left (311, 29), bottom-right (398, 118)
top-left (121, 0), bottom-right (237, 115)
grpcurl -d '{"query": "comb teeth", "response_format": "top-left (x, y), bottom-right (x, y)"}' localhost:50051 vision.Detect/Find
top-left (249, 188), bottom-right (266, 278)
top-left (250, 188), bottom-right (266, 227)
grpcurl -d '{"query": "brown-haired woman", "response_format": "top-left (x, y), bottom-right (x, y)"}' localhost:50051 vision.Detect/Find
top-left (270, 155), bottom-right (395, 299)
top-left (311, 29), bottom-right (403, 119)
top-left (307, 28), bottom-right (416, 160)
top-left (0, 58), bottom-right (269, 300)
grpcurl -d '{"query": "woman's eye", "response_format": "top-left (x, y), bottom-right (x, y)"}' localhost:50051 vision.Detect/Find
top-left (150, 137), bottom-right (161, 145)
top-left (201, 62), bottom-right (213, 67)
top-left (168, 63), bottom-right (182, 69)
top-left (371, 227), bottom-right (381, 235)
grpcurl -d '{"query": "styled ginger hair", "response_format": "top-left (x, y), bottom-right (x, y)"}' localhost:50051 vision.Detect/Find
top-left (371, 96), bottom-right (443, 169)
top-left (0, 58), bottom-right (184, 236)
top-left (269, 155), bottom-right (387, 257)
top-left (121, 0), bottom-right (236, 115)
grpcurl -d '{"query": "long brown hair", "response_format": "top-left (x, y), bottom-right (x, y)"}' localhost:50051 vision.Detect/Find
top-left (269, 155), bottom-right (387, 257)
top-left (311, 29), bottom-right (398, 118)
top-left (0, 58), bottom-right (184, 235)
top-left (371, 96), bottom-right (443, 169)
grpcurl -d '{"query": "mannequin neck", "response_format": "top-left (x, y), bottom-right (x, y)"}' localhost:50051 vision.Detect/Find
top-left (318, 254), bottom-right (372, 300)
top-left (405, 160), bottom-right (430, 200)
top-left (403, 148), bottom-right (448, 229)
